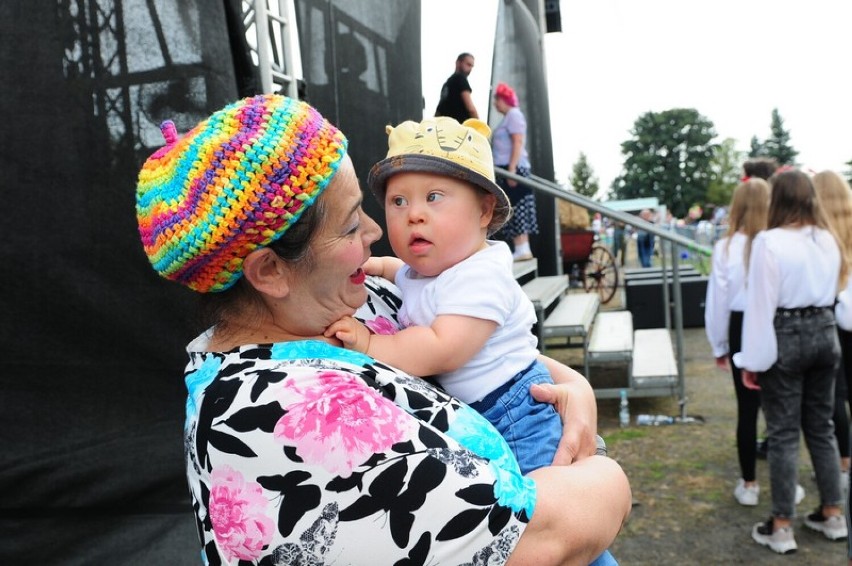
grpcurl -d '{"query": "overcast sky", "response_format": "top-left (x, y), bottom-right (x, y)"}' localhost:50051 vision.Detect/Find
top-left (422, 0), bottom-right (852, 196)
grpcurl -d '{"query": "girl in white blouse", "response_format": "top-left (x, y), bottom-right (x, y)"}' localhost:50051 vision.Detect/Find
top-left (813, 170), bottom-right (852, 566)
top-left (813, 170), bottom-right (852, 487)
top-left (705, 178), bottom-right (769, 507)
top-left (734, 169), bottom-right (849, 554)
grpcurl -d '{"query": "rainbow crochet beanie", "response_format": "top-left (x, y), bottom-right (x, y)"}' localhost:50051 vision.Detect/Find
top-left (136, 94), bottom-right (347, 293)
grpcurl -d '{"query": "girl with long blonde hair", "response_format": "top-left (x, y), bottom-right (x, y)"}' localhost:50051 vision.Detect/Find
top-left (705, 178), bottom-right (770, 508)
top-left (813, 170), bottom-right (852, 565)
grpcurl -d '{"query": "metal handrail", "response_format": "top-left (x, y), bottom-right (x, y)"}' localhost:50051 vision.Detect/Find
top-left (495, 167), bottom-right (712, 419)
top-left (495, 168), bottom-right (713, 256)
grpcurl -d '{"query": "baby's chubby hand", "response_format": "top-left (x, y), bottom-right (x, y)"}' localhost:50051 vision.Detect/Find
top-left (362, 257), bottom-right (384, 276)
top-left (325, 315), bottom-right (372, 353)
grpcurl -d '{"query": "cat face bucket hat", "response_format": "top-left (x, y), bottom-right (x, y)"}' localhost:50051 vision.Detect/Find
top-left (367, 117), bottom-right (511, 233)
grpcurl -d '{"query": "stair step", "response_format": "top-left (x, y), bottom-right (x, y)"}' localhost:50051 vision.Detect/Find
top-left (522, 275), bottom-right (569, 313)
top-left (542, 292), bottom-right (599, 339)
top-left (632, 328), bottom-right (678, 389)
top-left (588, 311), bottom-right (633, 362)
top-left (522, 275), bottom-right (569, 352)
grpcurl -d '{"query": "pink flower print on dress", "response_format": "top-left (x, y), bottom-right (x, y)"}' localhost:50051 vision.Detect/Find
top-left (208, 465), bottom-right (275, 561)
top-left (364, 315), bottom-right (398, 335)
top-left (274, 370), bottom-right (415, 477)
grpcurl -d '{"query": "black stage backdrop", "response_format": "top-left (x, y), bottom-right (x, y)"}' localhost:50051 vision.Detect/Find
top-left (295, 0), bottom-right (423, 257)
top-left (0, 1), bottom-right (420, 563)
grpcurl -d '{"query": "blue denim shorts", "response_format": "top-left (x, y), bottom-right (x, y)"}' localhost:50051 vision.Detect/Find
top-left (469, 360), bottom-right (561, 474)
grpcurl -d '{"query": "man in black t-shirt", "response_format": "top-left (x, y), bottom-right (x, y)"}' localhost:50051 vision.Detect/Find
top-left (435, 52), bottom-right (479, 122)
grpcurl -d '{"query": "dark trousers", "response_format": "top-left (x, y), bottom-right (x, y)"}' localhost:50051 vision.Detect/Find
top-left (761, 308), bottom-right (842, 518)
top-left (637, 232), bottom-right (654, 267)
top-left (833, 326), bottom-right (851, 458)
top-left (729, 311), bottom-right (761, 481)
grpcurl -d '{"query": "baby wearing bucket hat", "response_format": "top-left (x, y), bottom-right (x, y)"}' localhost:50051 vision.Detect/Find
top-left (327, 116), bottom-right (565, 476)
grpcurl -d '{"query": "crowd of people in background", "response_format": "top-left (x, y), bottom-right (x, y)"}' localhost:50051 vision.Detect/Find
top-left (704, 158), bottom-right (852, 558)
top-left (570, 155), bottom-right (852, 560)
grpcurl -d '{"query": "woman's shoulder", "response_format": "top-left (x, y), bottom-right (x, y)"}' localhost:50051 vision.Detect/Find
top-left (506, 107), bottom-right (527, 124)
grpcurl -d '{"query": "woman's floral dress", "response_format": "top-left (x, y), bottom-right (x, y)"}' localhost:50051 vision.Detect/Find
top-left (184, 277), bottom-right (536, 565)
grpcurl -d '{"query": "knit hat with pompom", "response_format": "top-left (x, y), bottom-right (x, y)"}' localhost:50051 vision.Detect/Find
top-left (136, 94), bottom-right (347, 293)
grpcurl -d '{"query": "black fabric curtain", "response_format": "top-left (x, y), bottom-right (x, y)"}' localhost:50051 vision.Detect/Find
top-left (0, 1), bottom-right (242, 562)
top-left (295, 0), bottom-right (423, 258)
top-left (0, 0), bottom-right (421, 563)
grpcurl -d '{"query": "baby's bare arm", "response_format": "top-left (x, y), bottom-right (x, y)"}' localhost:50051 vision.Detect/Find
top-left (366, 315), bottom-right (496, 377)
top-left (326, 316), bottom-right (371, 353)
top-left (364, 256), bottom-right (404, 281)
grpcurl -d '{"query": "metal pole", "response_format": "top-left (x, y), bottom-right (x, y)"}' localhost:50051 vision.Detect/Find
top-left (660, 234), bottom-right (671, 331)
top-left (670, 243), bottom-right (687, 419)
top-left (254, 0), bottom-right (273, 94)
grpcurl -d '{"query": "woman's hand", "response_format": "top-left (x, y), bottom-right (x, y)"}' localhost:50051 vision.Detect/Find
top-left (742, 370), bottom-right (760, 390)
top-left (533, 356), bottom-right (598, 464)
top-left (715, 355), bottom-right (729, 371)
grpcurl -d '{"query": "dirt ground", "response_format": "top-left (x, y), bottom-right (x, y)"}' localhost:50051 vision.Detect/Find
top-left (545, 286), bottom-right (849, 564)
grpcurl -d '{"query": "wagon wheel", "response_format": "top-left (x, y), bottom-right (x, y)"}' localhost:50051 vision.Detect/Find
top-left (582, 244), bottom-right (619, 304)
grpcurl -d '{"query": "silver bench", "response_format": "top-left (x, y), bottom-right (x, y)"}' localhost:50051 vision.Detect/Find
top-left (586, 310), bottom-right (633, 394)
top-left (541, 292), bottom-right (600, 376)
top-left (631, 328), bottom-right (678, 394)
top-left (512, 257), bottom-right (538, 281)
top-left (522, 275), bottom-right (569, 352)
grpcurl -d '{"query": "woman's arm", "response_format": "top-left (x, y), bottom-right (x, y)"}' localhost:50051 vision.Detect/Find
top-left (732, 235), bottom-right (779, 372)
top-left (836, 280), bottom-right (852, 331)
top-left (506, 132), bottom-right (524, 187)
top-left (704, 239), bottom-right (731, 359)
top-left (508, 457), bottom-right (631, 566)
top-left (532, 356), bottom-right (598, 464)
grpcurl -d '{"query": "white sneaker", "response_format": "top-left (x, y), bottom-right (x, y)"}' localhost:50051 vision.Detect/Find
top-left (795, 484), bottom-right (805, 505)
top-left (734, 479), bottom-right (759, 506)
top-left (752, 519), bottom-right (797, 554)
top-left (804, 510), bottom-right (848, 541)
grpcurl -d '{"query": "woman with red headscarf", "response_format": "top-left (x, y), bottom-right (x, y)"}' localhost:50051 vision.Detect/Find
top-left (492, 82), bottom-right (538, 261)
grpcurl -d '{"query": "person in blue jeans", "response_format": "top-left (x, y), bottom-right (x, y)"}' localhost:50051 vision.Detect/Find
top-left (636, 208), bottom-right (655, 267)
top-left (329, 116), bottom-right (618, 566)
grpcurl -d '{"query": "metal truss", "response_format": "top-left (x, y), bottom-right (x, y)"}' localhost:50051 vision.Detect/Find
top-left (241, 0), bottom-right (300, 96)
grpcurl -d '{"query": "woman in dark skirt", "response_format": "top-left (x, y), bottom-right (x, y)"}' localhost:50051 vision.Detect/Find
top-left (491, 82), bottom-right (537, 261)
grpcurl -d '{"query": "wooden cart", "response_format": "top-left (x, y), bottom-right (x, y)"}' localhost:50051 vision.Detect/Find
top-left (560, 229), bottom-right (619, 304)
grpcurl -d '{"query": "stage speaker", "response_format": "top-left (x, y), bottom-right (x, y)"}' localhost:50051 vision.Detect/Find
top-left (623, 265), bottom-right (700, 282)
top-left (625, 276), bottom-right (708, 330)
top-left (545, 0), bottom-right (562, 33)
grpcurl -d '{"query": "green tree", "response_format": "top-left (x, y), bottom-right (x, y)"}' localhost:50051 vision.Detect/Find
top-left (748, 135), bottom-right (764, 158)
top-left (761, 108), bottom-right (798, 165)
top-left (706, 138), bottom-right (744, 206)
top-left (569, 152), bottom-right (600, 199)
top-left (610, 108), bottom-right (717, 218)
